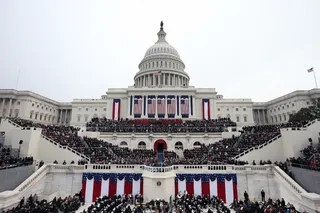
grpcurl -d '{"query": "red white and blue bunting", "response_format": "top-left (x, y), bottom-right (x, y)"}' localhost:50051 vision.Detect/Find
top-left (82, 173), bottom-right (143, 203)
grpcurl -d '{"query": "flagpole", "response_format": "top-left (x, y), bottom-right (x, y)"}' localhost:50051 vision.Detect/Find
top-left (15, 70), bottom-right (20, 90)
top-left (313, 69), bottom-right (318, 89)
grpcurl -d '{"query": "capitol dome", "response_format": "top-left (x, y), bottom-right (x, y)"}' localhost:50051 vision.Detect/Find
top-left (134, 22), bottom-right (190, 88)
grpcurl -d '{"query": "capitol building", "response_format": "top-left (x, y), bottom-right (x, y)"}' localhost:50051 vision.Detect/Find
top-left (1, 22), bottom-right (320, 213)
top-left (0, 22), bottom-right (319, 128)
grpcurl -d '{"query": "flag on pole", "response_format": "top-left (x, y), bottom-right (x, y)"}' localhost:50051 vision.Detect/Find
top-left (308, 68), bottom-right (314, 73)
top-left (154, 71), bottom-right (162, 76)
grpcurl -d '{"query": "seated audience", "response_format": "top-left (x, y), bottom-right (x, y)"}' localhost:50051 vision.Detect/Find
top-left (3, 193), bottom-right (82, 213)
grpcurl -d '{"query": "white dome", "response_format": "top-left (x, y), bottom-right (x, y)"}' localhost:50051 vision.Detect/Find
top-left (144, 42), bottom-right (180, 59)
top-left (134, 22), bottom-right (189, 88)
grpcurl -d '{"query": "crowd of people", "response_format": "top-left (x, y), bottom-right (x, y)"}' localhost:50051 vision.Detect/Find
top-left (0, 144), bottom-right (34, 170)
top-left (7, 118), bottom-right (308, 166)
top-left (86, 117), bottom-right (236, 133)
top-left (180, 123), bottom-right (302, 165)
top-left (173, 194), bottom-right (231, 213)
top-left (82, 195), bottom-right (142, 213)
top-left (3, 193), bottom-right (83, 213)
top-left (232, 194), bottom-right (297, 213)
top-left (288, 140), bottom-right (320, 171)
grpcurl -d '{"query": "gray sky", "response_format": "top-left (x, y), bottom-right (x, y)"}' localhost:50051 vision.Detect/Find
top-left (0, 0), bottom-right (319, 103)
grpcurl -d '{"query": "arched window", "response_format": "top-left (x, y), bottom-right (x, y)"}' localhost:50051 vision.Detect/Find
top-left (193, 141), bottom-right (201, 148)
top-left (138, 141), bottom-right (146, 149)
top-left (175, 141), bottom-right (183, 150)
top-left (120, 141), bottom-right (128, 147)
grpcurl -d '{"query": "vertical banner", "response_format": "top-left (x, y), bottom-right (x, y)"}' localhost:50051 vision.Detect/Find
top-left (134, 96), bottom-right (143, 118)
top-left (157, 95), bottom-right (166, 118)
top-left (180, 96), bottom-right (189, 118)
top-left (167, 95), bottom-right (176, 118)
top-left (147, 95), bottom-right (156, 118)
top-left (112, 99), bottom-right (121, 121)
top-left (202, 99), bottom-right (210, 120)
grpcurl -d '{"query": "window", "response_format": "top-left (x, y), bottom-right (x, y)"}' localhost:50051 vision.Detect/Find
top-left (217, 108), bottom-right (220, 111)
top-left (227, 108), bottom-right (229, 111)
top-left (236, 116), bottom-right (240, 122)
top-left (78, 108), bottom-right (81, 111)
top-left (41, 106), bottom-right (43, 109)
top-left (236, 108), bottom-right (239, 111)
top-left (282, 106), bottom-right (284, 109)
top-left (104, 108), bottom-right (107, 111)
top-left (86, 108), bottom-right (88, 111)
top-left (37, 105), bottom-right (39, 108)
top-left (95, 108), bottom-right (97, 111)
top-left (292, 103), bottom-right (294, 106)
top-left (44, 115), bottom-right (47, 121)
top-left (284, 114), bottom-right (287, 121)
top-left (30, 112), bottom-right (33, 119)
top-left (77, 115), bottom-right (81, 122)
top-left (40, 114), bottom-right (42, 120)
top-left (244, 116), bottom-right (247, 122)
top-left (32, 103), bottom-right (34, 107)
top-left (17, 102), bottom-right (20, 105)
top-left (85, 115), bottom-right (88, 122)
top-left (243, 108), bottom-right (246, 111)
top-left (35, 113), bottom-right (38, 120)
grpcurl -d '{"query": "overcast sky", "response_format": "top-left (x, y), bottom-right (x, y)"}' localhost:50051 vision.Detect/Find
top-left (0, 0), bottom-right (319, 103)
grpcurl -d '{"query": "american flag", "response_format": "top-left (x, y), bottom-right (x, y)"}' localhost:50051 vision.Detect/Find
top-left (134, 97), bottom-right (143, 115)
top-left (167, 97), bottom-right (176, 115)
top-left (157, 97), bottom-right (166, 115)
top-left (181, 97), bottom-right (189, 115)
top-left (147, 97), bottom-right (156, 115)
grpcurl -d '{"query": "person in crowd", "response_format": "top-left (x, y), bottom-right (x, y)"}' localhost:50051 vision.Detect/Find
top-left (3, 193), bottom-right (82, 213)
top-left (261, 189), bottom-right (265, 202)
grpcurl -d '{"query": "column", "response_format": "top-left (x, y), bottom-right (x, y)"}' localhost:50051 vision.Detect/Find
top-left (158, 75), bottom-right (160, 87)
top-left (59, 110), bottom-right (63, 124)
top-left (257, 110), bottom-right (261, 125)
top-left (64, 110), bottom-right (68, 124)
top-left (262, 110), bottom-right (266, 124)
top-left (163, 73), bottom-right (165, 86)
top-left (153, 74), bottom-right (155, 86)
top-left (6, 99), bottom-right (12, 117)
top-left (189, 96), bottom-right (192, 116)
top-left (127, 97), bottom-right (131, 118)
top-left (0, 98), bottom-right (5, 116)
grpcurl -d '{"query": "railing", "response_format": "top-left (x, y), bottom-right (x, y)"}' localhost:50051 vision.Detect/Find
top-left (40, 135), bottom-right (90, 161)
top-left (6, 119), bottom-right (22, 128)
top-left (84, 164), bottom-right (271, 173)
top-left (273, 165), bottom-right (307, 198)
top-left (143, 165), bottom-right (175, 173)
top-left (303, 118), bottom-right (320, 127)
top-left (233, 134), bottom-right (282, 159)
